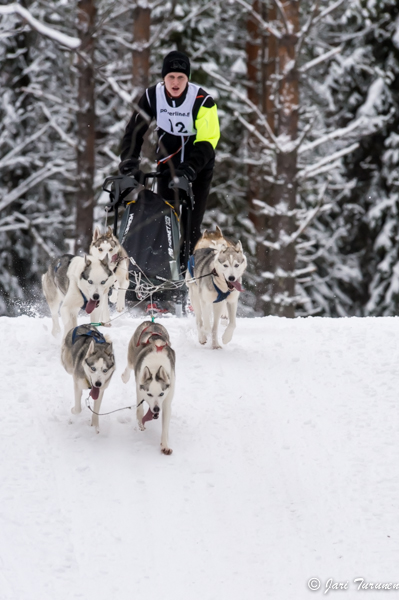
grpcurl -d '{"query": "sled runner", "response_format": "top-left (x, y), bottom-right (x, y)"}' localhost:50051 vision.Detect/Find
top-left (102, 172), bottom-right (194, 317)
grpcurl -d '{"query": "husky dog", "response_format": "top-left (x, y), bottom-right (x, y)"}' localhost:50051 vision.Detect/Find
top-left (42, 254), bottom-right (114, 338)
top-left (61, 324), bottom-right (116, 432)
top-left (186, 240), bottom-right (247, 349)
top-left (90, 227), bottom-right (129, 314)
top-left (121, 321), bottom-right (176, 455)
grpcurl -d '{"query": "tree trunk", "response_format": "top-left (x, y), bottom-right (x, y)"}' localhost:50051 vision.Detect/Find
top-left (246, 0), bottom-right (278, 314)
top-left (269, 0), bottom-right (299, 318)
top-left (132, 5), bottom-right (151, 99)
top-left (75, 0), bottom-right (96, 255)
top-left (132, 4), bottom-right (152, 162)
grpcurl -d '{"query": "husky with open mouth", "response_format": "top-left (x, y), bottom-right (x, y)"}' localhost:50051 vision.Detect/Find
top-left (186, 235), bottom-right (247, 349)
top-left (42, 254), bottom-right (114, 339)
top-left (121, 321), bottom-right (176, 455)
top-left (61, 324), bottom-right (115, 432)
top-left (90, 226), bottom-right (130, 316)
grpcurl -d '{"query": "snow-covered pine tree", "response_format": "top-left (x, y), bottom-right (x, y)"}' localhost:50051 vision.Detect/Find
top-left (323, 0), bottom-right (399, 316)
top-left (0, 3), bottom-right (77, 315)
top-left (292, 0), bottom-right (399, 316)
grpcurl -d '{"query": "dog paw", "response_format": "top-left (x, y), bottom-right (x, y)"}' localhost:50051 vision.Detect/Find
top-left (161, 447), bottom-right (173, 455)
top-left (222, 331), bottom-right (233, 345)
top-left (109, 290), bottom-right (118, 304)
top-left (71, 407), bottom-right (81, 415)
top-left (116, 302), bottom-right (125, 313)
top-left (121, 369), bottom-right (130, 383)
top-left (199, 333), bottom-right (207, 345)
top-left (212, 342), bottom-right (222, 350)
top-left (138, 422), bottom-right (146, 431)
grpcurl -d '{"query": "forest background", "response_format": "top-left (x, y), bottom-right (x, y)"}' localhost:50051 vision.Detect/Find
top-left (1, 0), bottom-right (398, 318)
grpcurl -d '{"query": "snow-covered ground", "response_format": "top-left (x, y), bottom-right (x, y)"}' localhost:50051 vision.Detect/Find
top-left (0, 314), bottom-right (398, 600)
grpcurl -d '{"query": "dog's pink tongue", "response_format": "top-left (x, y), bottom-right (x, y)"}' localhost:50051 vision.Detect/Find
top-left (111, 253), bottom-right (119, 263)
top-left (231, 280), bottom-right (244, 292)
top-left (86, 299), bottom-right (98, 314)
top-left (90, 387), bottom-right (100, 400)
top-left (142, 408), bottom-right (154, 424)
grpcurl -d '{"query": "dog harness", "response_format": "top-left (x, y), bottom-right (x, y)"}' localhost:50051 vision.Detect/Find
top-left (212, 281), bottom-right (231, 303)
top-left (53, 256), bottom-right (93, 311)
top-left (187, 254), bottom-right (195, 278)
top-left (79, 290), bottom-right (89, 310)
top-left (71, 325), bottom-right (106, 346)
top-left (136, 325), bottom-right (168, 352)
top-left (187, 254), bottom-right (231, 304)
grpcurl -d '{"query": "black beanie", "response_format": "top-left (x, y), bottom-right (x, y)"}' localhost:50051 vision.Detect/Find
top-left (162, 51), bottom-right (190, 78)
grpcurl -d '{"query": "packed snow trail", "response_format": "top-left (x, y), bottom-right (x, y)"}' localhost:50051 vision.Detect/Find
top-left (0, 314), bottom-right (398, 600)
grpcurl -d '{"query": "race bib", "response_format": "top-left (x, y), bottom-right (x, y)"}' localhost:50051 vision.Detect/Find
top-left (156, 82), bottom-right (199, 137)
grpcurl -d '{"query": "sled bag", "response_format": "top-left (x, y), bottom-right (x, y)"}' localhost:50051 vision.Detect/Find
top-left (119, 189), bottom-right (181, 281)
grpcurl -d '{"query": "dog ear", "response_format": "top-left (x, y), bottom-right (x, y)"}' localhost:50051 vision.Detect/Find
top-left (156, 366), bottom-right (170, 384)
top-left (216, 225), bottom-right (223, 236)
top-left (141, 366), bottom-right (152, 384)
top-left (100, 255), bottom-right (109, 267)
top-left (235, 240), bottom-right (243, 252)
top-left (202, 229), bottom-right (208, 237)
top-left (92, 226), bottom-right (101, 241)
top-left (86, 340), bottom-right (95, 356)
top-left (104, 340), bottom-right (113, 355)
top-left (84, 254), bottom-right (92, 267)
top-left (106, 227), bottom-right (113, 237)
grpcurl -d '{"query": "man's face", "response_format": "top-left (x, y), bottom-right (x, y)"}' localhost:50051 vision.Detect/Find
top-left (164, 72), bottom-right (189, 98)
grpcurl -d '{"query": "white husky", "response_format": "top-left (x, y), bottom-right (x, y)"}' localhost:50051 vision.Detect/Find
top-left (61, 324), bottom-right (116, 432)
top-left (121, 321), bottom-right (176, 455)
top-left (42, 254), bottom-right (115, 339)
top-left (186, 233), bottom-right (247, 349)
top-left (90, 226), bottom-right (129, 315)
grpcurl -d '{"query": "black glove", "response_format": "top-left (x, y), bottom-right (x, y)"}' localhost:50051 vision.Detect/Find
top-left (118, 158), bottom-right (144, 183)
top-left (175, 163), bottom-right (197, 182)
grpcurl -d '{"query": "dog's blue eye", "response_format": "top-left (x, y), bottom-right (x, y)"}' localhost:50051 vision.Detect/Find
top-left (88, 279), bottom-right (93, 284)
top-left (91, 366), bottom-right (96, 372)
top-left (147, 393), bottom-right (153, 397)
top-left (103, 368), bottom-right (108, 373)
top-left (234, 264), bottom-right (239, 268)
top-left (101, 279), bottom-right (107, 285)
top-left (159, 392), bottom-right (164, 397)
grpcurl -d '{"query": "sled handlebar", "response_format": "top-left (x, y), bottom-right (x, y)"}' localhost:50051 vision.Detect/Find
top-left (102, 171), bottom-right (194, 212)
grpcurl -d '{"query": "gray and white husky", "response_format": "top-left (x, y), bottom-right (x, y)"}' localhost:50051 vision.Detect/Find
top-left (186, 237), bottom-right (247, 349)
top-left (90, 227), bottom-right (129, 314)
top-left (121, 321), bottom-right (176, 455)
top-left (42, 254), bottom-right (115, 338)
top-left (61, 324), bottom-right (116, 432)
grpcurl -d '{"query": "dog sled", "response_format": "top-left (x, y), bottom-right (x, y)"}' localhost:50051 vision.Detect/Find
top-left (102, 171), bottom-right (193, 317)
